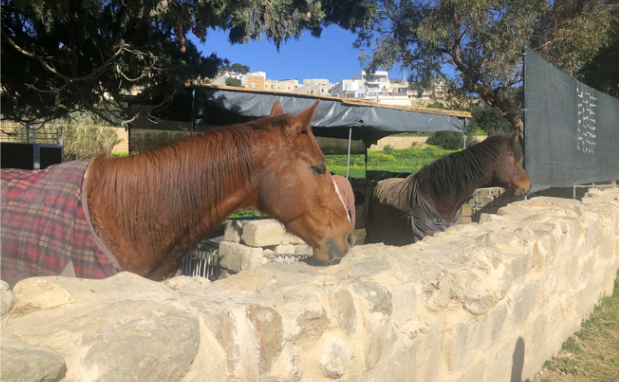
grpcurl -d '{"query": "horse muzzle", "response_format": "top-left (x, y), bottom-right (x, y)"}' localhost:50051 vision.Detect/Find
top-left (313, 233), bottom-right (355, 261)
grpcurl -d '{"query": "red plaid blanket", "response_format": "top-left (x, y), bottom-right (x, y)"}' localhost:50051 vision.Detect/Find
top-left (332, 175), bottom-right (356, 228)
top-left (1, 160), bottom-right (120, 287)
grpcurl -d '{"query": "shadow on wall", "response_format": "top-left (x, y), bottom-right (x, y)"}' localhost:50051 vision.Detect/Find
top-left (511, 337), bottom-right (530, 382)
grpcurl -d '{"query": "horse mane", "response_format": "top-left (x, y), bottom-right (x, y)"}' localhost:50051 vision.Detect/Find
top-left (415, 133), bottom-right (522, 196)
top-left (88, 115), bottom-right (295, 253)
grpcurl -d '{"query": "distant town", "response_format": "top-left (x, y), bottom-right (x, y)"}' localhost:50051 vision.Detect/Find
top-left (212, 70), bottom-right (446, 107)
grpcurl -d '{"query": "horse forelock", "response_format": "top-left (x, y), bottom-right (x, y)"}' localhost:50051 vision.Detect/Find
top-left (417, 133), bottom-right (518, 196)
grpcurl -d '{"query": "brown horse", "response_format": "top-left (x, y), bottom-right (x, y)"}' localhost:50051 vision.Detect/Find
top-left (1, 101), bottom-right (354, 286)
top-left (365, 132), bottom-right (530, 246)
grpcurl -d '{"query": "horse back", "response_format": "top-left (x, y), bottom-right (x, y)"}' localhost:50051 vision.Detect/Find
top-left (1, 160), bottom-right (118, 287)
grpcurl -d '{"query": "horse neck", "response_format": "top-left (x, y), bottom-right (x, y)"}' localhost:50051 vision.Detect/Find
top-left (87, 128), bottom-right (258, 277)
top-left (418, 159), bottom-right (494, 224)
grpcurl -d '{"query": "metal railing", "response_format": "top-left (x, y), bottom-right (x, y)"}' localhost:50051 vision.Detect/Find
top-left (179, 240), bottom-right (220, 280)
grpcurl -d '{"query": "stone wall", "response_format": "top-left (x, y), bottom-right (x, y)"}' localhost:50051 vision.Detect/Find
top-left (2, 188), bottom-right (619, 382)
top-left (218, 219), bottom-right (312, 278)
top-left (468, 183), bottom-right (618, 223)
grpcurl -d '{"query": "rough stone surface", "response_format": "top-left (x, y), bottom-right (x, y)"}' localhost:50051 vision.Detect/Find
top-left (1, 340), bottom-right (67, 382)
top-left (1, 188), bottom-right (618, 382)
top-left (1, 280), bottom-right (13, 316)
top-left (218, 241), bottom-right (264, 273)
top-left (241, 219), bottom-right (286, 247)
top-left (224, 220), bottom-right (243, 242)
top-left (273, 244), bottom-right (295, 255)
top-left (317, 337), bottom-right (353, 379)
top-left (326, 286), bottom-right (358, 335)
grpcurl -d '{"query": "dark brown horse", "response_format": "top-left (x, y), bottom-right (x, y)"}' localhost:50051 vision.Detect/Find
top-left (365, 132), bottom-right (531, 246)
top-left (1, 101), bottom-right (354, 285)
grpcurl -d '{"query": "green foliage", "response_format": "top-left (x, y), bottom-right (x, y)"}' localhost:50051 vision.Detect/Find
top-left (63, 123), bottom-right (123, 162)
top-left (131, 130), bottom-right (189, 152)
top-left (225, 77), bottom-right (244, 88)
top-left (2, 0), bottom-right (376, 125)
top-left (382, 144), bottom-right (394, 154)
top-left (367, 152), bottom-right (396, 166)
top-left (468, 104), bottom-right (514, 134)
top-left (357, 0), bottom-right (614, 134)
top-left (229, 210), bottom-right (265, 218)
top-left (579, 3), bottom-right (619, 99)
top-left (426, 131), bottom-right (464, 150)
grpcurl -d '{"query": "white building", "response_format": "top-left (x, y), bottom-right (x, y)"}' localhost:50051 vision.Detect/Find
top-left (329, 71), bottom-right (445, 106)
top-left (296, 79), bottom-right (334, 96)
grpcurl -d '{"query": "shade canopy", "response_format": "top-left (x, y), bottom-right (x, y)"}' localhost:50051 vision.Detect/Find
top-left (142, 85), bottom-right (471, 146)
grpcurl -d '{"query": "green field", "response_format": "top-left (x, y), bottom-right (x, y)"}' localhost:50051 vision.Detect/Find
top-left (326, 145), bottom-right (458, 178)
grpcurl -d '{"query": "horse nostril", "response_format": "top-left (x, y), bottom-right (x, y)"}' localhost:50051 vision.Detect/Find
top-left (347, 233), bottom-right (355, 248)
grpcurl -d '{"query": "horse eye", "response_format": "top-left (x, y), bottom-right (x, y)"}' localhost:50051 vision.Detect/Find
top-left (311, 163), bottom-right (327, 175)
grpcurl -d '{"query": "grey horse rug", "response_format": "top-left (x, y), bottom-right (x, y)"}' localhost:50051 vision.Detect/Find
top-left (364, 172), bottom-right (460, 246)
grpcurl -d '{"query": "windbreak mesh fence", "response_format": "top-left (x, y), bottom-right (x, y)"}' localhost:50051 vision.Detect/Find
top-left (523, 47), bottom-right (619, 193)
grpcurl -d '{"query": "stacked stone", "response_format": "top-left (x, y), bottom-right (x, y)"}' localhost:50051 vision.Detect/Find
top-left (218, 219), bottom-right (312, 277)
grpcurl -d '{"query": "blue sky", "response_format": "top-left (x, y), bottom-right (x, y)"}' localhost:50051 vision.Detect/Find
top-left (188, 27), bottom-right (404, 83)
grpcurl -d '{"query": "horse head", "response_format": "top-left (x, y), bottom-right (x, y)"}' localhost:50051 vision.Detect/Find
top-left (490, 132), bottom-right (531, 196)
top-left (251, 101), bottom-right (355, 261)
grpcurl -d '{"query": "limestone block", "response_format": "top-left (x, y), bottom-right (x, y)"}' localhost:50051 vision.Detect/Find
top-left (242, 219), bottom-right (286, 247)
top-left (512, 282), bottom-right (540, 326)
top-left (456, 360), bottom-right (488, 382)
top-left (1, 280), bottom-right (13, 316)
top-left (282, 232), bottom-right (305, 245)
top-left (269, 343), bottom-right (302, 382)
top-left (325, 286), bottom-right (358, 335)
top-left (363, 318), bottom-right (397, 370)
top-left (447, 320), bottom-right (483, 370)
top-left (390, 283), bottom-right (417, 324)
top-left (422, 320), bottom-right (443, 382)
top-left (279, 292), bottom-right (330, 341)
top-left (1, 340), bottom-right (67, 382)
top-left (219, 241), bottom-right (264, 273)
top-left (264, 249), bottom-right (274, 259)
top-left (475, 196), bottom-right (495, 208)
top-left (480, 302), bottom-right (508, 349)
top-left (79, 301), bottom-right (199, 382)
top-left (317, 337), bottom-right (353, 379)
top-left (351, 280), bottom-right (393, 316)
top-left (274, 244), bottom-right (295, 255)
top-left (224, 220), bottom-right (243, 242)
top-left (245, 304), bottom-right (285, 374)
top-left (294, 244), bottom-right (313, 255)
top-left (491, 187), bottom-right (505, 196)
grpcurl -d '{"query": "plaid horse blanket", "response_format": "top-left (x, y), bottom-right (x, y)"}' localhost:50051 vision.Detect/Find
top-left (1, 160), bottom-right (120, 287)
top-left (365, 172), bottom-right (461, 246)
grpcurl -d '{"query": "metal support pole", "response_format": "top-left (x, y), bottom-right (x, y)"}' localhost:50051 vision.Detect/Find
top-left (463, 133), bottom-right (466, 149)
top-left (26, 123), bottom-right (30, 144)
top-left (592, 181), bottom-right (595, 188)
top-left (345, 127), bottom-right (352, 204)
top-left (573, 185), bottom-right (576, 199)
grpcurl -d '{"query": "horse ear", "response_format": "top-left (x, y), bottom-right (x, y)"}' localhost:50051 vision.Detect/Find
top-left (270, 101), bottom-right (284, 117)
top-left (487, 127), bottom-right (496, 136)
top-left (295, 100), bottom-right (320, 129)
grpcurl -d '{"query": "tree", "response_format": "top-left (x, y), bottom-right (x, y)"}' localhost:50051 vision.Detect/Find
top-left (225, 77), bottom-right (244, 88)
top-left (579, 1), bottom-right (619, 98)
top-left (230, 63), bottom-right (251, 75)
top-left (1, 0), bottom-right (376, 126)
top-left (357, 0), bottom-right (614, 137)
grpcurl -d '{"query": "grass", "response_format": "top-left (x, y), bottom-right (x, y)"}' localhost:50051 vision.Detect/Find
top-left (326, 145), bottom-right (458, 178)
top-left (534, 271), bottom-right (619, 382)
